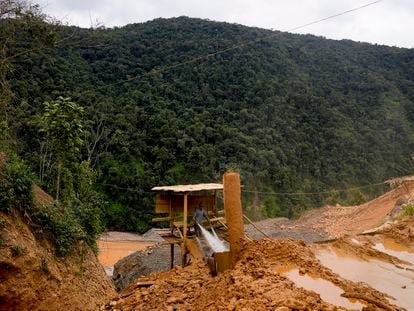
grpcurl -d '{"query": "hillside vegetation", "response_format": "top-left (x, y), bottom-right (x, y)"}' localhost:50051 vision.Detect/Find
top-left (4, 16), bottom-right (414, 231)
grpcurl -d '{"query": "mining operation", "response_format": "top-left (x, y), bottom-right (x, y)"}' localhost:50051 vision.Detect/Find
top-left (1, 0), bottom-right (414, 310)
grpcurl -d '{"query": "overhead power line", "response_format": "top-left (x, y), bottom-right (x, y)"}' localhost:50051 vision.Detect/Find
top-left (242, 182), bottom-right (385, 196)
top-left (97, 181), bottom-right (387, 197)
top-left (78, 0), bottom-right (386, 96)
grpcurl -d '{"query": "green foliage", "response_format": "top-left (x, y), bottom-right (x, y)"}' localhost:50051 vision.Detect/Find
top-left (0, 150), bottom-right (103, 256)
top-left (0, 0), bottom-right (57, 141)
top-left (38, 97), bottom-right (84, 158)
top-left (33, 203), bottom-right (85, 256)
top-left (402, 204), bottom-right (414, 217)
top-left (262, 195), bottom-right (280, 218)
top-left (53, 209), bottom-right (85, 256)
top-left (37, 96), bottom-right (84, 202)
top-left (31, 165), bottom-right (105, 256)
top-left (0, 154), bottom-right (33, 213)
top-left (4, 16), bottom-right (414, 231)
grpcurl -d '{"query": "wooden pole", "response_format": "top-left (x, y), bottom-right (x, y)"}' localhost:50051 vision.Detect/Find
top-left (243, 214), bottom-right (271, 238)
top-left (169, 198), bottom-right (173, 233)
top-left (170, 243), bottom-right (174, 269)
top-left (223, 172), bottom-right (245, 267)
top-left (182, 192), bottom-right (188, 266)
top-left (213, 190), bottom-right (217, 215)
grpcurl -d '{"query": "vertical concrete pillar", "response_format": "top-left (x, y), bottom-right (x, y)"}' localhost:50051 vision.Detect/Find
top-left (223, 172), bottom-right (245, 266)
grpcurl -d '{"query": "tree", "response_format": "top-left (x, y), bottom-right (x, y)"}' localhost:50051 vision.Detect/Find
top-left (0, 0), bottom-right (56, 142)
top-left (37, 96), bottom-right (84, 202)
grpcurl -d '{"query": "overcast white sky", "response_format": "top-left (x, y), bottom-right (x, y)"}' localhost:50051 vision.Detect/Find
top-left (36, 0), bottom-right (413, 48)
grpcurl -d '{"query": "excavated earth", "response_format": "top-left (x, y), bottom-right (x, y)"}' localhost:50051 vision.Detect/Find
top-left (102, 222), bottom-right (414, 310)
top-left (101, 183), bottom-right (414, 311)
top-left (0, 208), bottom-right (116, 310)
top-left (0, 186), bottom-right (116, 311)
top-left (267, 182), bottom-right (414, 240)
top-left (0, 152), bottom-right (115, 310)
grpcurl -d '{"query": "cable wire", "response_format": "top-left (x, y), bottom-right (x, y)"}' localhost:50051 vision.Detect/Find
top-left (77, 0), bottom-right (386, 96)
top-left (242, 182), bottom-right (386, 196)
top-left (97, 180), bottom-right (387, 197)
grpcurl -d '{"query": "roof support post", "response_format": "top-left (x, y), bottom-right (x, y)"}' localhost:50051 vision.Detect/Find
top-left (181, 192), bottom-right (188, 266)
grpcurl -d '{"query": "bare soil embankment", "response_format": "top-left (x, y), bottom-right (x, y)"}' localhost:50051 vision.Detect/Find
top-left (249, 181), bottom-right (414, 241)
top-left (0, 187), bottom-right (115, 311)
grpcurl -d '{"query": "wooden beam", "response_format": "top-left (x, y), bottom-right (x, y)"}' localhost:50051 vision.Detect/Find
top-left (170, 243), bottom-right (174, 269)
top-left (169, 198), bottom-right (173, 232)
top-left (182, 192), bottom-right (188, 266)
top-left (243, 214), bottom-right (271, 239)
top-left (183, 193), bottom-right (188, 242)
top-left (151, 216), bottom-right (172, 222)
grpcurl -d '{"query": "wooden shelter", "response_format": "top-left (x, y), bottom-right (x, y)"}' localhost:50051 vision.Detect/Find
top-left (151, 183), bottom-right (226, 267)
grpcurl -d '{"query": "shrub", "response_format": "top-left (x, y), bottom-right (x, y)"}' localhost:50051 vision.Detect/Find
top-left (33, 203), bottom-right (86, 257)
top-left (0, 154), bottom-right (33, 213)
top-left (1, 152), bottom-right (104, 257)
top-left (54, 209), bottom-right (85, 256)
top-left (402, 204), bottom-right (414, 217)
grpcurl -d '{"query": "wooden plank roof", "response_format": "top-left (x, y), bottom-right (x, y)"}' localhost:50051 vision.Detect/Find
top-left (151, 183), bottom-right (223, 193)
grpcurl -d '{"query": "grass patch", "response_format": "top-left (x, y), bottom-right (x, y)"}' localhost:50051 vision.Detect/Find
top-left (10, 244), bottom-right (24, 257)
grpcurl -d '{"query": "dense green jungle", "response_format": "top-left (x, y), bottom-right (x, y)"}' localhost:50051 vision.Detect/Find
top-left (3, 14), bottom-right (414, 232)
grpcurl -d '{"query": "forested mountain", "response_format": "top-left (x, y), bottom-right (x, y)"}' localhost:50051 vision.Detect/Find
top-left (5, 16), bottom-right (414, 231)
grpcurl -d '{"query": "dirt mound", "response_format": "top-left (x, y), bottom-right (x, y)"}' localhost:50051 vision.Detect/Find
top-left (367, 216), bottom-right (414, 247)
top-left (103, 239), bottom-right (399, 311)
top-left (33, 184), bottom-right (54, 206)
top-left (272, 182), bottom-right (414, 240)
top-left (0, 209), bottom-right (115, 310)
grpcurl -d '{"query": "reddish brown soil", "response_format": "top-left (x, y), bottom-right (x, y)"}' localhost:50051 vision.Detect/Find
top-left (365, 217), bottom-right (414, 248)
top-left (103, 239), bottom-right (400, 311)
top-left (0, 209), bottom-right (115, 311)
top-left (33, 184), bottom-right (55, 206)
top-left (281, 182), bottom-right (414, 239)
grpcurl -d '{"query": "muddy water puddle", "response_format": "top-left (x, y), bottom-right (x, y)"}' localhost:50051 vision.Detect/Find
top-left (372, 237), bottom-right (414, 265)
top-left (98, 240), bottom-right (153, 268)
top-left (316, 247), bottom-right (414, 310)
top-left (276, 265), bottom-right (365, 310)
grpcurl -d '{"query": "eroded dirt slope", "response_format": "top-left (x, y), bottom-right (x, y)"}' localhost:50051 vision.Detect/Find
top-left (260, 181), bottom-right (414, 240)
top-left (0, 208), bottom-right (115, 310)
